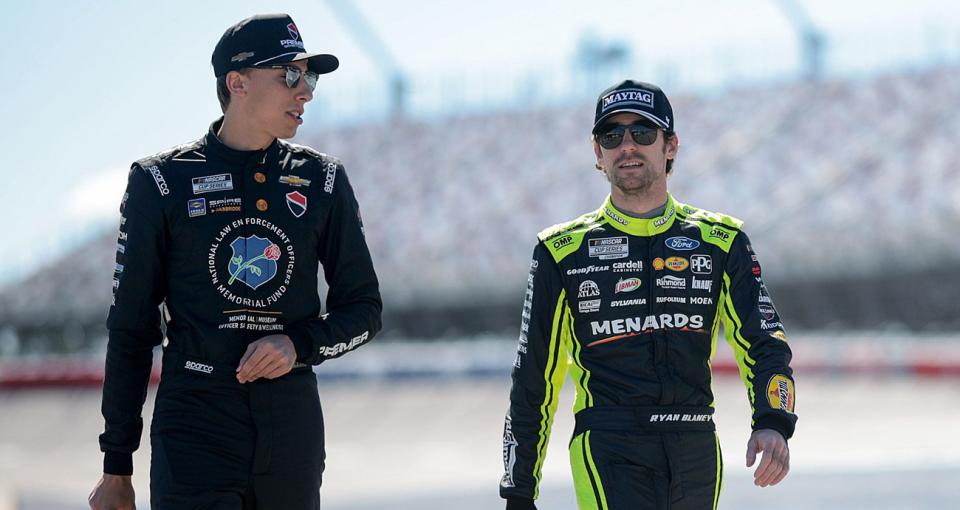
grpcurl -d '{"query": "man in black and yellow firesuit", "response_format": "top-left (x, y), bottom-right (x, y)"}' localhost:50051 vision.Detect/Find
top-left (500, 80), bottom-right (797, 510)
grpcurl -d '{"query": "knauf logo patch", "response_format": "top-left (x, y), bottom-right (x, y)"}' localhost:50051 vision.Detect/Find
top-left (602, 88), bottom-right (654, 112)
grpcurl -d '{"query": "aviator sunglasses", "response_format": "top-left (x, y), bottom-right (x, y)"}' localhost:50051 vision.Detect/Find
top-left (596, 123), bottom-right (660, 149)
top-left (256, 65), bottom-right (319, 92)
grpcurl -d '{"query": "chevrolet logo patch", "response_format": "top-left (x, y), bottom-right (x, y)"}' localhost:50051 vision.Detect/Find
top-left (279, 175), bottom-right (311, 187)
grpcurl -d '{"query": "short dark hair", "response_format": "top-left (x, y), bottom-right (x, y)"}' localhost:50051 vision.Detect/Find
top-left (663, 131), bottom-right (676, 175)
top-left (216, 69), bottom-right (250, 113)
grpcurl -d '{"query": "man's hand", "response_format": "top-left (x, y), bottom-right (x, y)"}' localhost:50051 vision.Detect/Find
top-left (236, 334), bottom-right (297, 383)
top-left (746, 429), bottom-right (790, 487)
top-left (88, 474), bottom-right (135, 510)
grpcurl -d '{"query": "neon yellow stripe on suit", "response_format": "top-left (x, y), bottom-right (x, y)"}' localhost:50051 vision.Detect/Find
top-left (721, 272), bottom-right (757, 407)
top-left (570, 431), bottom-right (608, 510)
top-left (531, 288), bottom-right (569, 498)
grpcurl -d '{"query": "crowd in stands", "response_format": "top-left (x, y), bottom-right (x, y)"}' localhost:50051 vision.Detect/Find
top-left (2, 66), bottom-right (958, 326)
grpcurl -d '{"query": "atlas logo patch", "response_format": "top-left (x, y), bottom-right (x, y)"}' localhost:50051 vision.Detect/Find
top-left (690, 254), bottom-right (712, 274)
top-left (665, 236), bottom-right (700, 251)
top-left (766, 375), bottom-right (795, 413)
top-left (588, 237), bottom-right (629, 260)
top-left (187, 198), bottom-right (207, 218)
top-left (286, 191), bottom-right (307, 218)
top-left (578, 280), bottom-right (600, 298)
top-left (192, 174), bottom-right (233, 194)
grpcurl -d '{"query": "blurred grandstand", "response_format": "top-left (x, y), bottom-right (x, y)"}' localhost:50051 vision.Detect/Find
top-left (1, 65), bottom-right (959, 357)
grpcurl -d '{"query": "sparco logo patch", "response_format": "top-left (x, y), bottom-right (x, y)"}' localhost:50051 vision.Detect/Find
top-left (588, 237), bottom-right (629, 260)
top-left (147, 165), bottom-right (170, 196)
top-left (184, 361), bottom-right (213, 374)
top-left (323, 161), bottom-right (337, 193)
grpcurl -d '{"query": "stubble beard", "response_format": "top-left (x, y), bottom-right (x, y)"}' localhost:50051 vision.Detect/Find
top-left (608, 163), bottom-right (658, 197)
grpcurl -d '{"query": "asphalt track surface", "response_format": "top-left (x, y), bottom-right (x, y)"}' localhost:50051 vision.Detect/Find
top-left (2, 339), bottom-right (959, 509)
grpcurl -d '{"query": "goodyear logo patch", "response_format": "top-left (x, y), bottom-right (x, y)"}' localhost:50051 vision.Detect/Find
top-left (766, 374), bottom-right (795, 413)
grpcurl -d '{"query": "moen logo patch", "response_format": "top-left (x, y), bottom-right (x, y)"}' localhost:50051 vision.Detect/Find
top-left (766, 375), bottom-right (795, 413)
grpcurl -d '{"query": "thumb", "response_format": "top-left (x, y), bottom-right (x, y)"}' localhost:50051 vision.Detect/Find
top-left (746, 436), bottom-right (761, 467)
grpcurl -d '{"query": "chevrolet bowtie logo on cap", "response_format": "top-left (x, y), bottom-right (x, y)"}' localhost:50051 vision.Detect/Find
top-left (212, 13), bottom-right (339, 77)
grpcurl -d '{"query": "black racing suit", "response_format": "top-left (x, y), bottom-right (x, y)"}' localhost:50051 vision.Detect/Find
top-left (100, 119), bottom-right (382, 508)
top-left (500, 194), bottom-right (797, 510)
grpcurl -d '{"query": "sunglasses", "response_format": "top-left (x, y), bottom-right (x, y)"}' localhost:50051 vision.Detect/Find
top-left (257, 65), bottom-right (319, 92)
top-left (596, 123), bottom-right (660, 149)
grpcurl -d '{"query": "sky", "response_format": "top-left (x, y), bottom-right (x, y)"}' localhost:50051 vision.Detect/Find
top-left (0, 0), bottom-right (958, 286)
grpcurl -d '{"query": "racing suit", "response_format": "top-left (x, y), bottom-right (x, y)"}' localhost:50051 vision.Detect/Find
top-left (100, 118), bottom-right (382, 509)
top-left (500, 194), bottom-right (796, 510)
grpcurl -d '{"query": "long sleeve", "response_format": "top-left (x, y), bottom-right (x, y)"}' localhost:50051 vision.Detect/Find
top-left (99, 164), bottom-right (168, 475)
top-left (501, 242), bottom-right (570, 501)
top-left (287, 165), bottom-right (382, 364)
top-left (720, 231), bottom-right (797, 439)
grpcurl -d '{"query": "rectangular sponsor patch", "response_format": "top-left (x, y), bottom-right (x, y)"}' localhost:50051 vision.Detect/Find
top-left (192, 174), bottom-right (234, 194)
top-left (588, 236), bottom-right (629, 260)
top-left (187, 198), bottom-right (207, 217)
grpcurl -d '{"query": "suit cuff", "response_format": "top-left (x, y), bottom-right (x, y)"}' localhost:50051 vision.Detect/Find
top-left (104, 451), bottom-right (133, 476)
top-left (505, 498), bottom-right (537, 510)
top-left (754, 415), bottom-right (794, 440)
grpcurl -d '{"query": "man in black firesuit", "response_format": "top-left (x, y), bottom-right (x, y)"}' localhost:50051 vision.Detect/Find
top-left (500, 80), bottom-right (797, 509)
top-left (89, 14), bottom-right (382, 510)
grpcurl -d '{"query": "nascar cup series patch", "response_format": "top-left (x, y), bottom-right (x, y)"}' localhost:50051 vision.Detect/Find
top-left (766, 374), bottom-right (795, 413)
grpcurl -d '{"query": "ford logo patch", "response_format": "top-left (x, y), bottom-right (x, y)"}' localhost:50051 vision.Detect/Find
top-left (665, 236), bottom-right (700, 250)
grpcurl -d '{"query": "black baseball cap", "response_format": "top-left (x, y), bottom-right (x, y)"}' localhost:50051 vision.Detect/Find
top-left (212, 14), bottom-right (339, 77)
top-left (592, 80), bottom-right (674, 134)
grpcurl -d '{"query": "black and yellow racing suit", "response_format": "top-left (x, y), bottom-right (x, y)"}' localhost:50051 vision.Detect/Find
top-left (500, 194), bottom-right (796, 510)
